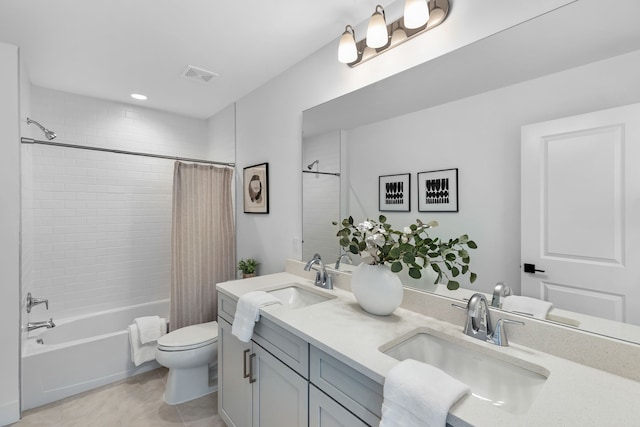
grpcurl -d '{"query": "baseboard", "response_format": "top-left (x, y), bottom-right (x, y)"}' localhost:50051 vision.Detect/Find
top-left (0, 399), bottom-right (20, 427)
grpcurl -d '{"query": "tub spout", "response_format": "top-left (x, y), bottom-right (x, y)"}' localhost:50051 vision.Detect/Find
top-left (27, 318), bottom-right (55, 332)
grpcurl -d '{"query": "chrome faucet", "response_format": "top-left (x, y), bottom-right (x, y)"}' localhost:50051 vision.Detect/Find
top-left (454, 293), bottom-right (523, 346)
top-left (464, 293), bottom-right (494, 341)
top-left (490, 281), bottom-right (512, 308)
top-left (27, 318), bottom-right (55, 332)
top-left (334, 253), bottom-right (353, 270)
top-left (26, 292), bottom-right (49, 313)
top-left (304, 253), bottom-right (333, 289)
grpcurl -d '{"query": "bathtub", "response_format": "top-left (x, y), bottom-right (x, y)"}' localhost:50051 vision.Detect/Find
top-left (22, 299), bottom-right (170, 410)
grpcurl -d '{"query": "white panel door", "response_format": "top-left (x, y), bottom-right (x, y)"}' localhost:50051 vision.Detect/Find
top-left (521, 103), bottom-right (640, 325)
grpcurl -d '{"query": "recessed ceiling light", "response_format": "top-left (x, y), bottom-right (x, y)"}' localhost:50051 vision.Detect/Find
top-left (131, 93), bottom-right (147, 100)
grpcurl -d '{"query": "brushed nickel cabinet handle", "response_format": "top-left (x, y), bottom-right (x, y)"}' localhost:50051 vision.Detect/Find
top-left (249, 353), bottom-right (256, 384)
top-left (243, 349), bottom-right (250, 378)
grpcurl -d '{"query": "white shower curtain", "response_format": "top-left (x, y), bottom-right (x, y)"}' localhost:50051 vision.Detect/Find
top-left (170, 161), bottom-right (235, 331)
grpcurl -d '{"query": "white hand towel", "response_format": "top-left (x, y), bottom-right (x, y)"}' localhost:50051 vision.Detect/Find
top-left (380, 359), bottom-right (470, 427)
top-left (135, 315), bottom-right (163, 344)
top-left (232, 291), bottom-right (282, 342)
top-left (501, 295), bottom-right (553, 319)
top-left (128, 317), bottom-right (167, 366)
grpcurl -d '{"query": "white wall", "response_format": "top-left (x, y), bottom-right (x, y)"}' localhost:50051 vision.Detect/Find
top-left (24, 87), bottom-right (210, 319)
top-left (0, 41), bottom-right (21, 426)
top-left (345, 50), bottom-right (640, 295)
top-left (206, 103), bottom-right (235, 164)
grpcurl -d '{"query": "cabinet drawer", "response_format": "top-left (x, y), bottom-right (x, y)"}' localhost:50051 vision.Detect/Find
top-left (218, 293), bottom-right (238, 325)
top-left (310, 346), bottom-right (382, 427)
top-left (253, 316), bottom-right (309, 379)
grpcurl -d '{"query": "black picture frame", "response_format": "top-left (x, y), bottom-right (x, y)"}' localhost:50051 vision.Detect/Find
top-left (417, 168), bottom-right (458, 212)
top-left (243, 162), bottom-right (269, 214)
top-left (379, 173), bottom-right (411, 212)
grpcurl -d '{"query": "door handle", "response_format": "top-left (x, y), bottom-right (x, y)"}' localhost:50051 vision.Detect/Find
top-left (523, 263), bottom-right (545, 273)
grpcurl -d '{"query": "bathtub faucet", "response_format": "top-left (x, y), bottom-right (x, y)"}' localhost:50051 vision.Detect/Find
top-left (27, 318), bottom-right (55, 332)
top-left (26, 292), bottom-right (49, 313)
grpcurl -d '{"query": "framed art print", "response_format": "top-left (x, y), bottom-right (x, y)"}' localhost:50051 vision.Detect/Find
top-left (379, 173), bottom-right (410, 212)
top-left (243, 162), bottom-right (269, 214)
top-left (417, 168), bottom-right (458, 212)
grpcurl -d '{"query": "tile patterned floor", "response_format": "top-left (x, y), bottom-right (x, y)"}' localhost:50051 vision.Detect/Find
top-left (12, 368), bottom-right (227, 427)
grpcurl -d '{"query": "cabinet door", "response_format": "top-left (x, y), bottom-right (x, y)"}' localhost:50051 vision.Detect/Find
top-left (309, 384), bottom-right (369, 427)
top-left (218, 318), bottom-right (253, 427)
top-left (252, 342), bottom-right (308, 427)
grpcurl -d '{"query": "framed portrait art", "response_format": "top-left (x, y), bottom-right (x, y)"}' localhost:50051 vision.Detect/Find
top-left (379, 173), bottom-right (410, 212)
top-left (417, 168), bottom-right (458, 212)
top-left (243, 163), bottom-right (269, 214)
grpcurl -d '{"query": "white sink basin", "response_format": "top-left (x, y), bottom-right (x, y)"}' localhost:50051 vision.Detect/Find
top-left (267, 284), bottom-right (334, 309)
top-left (381, 329), bottom-right (548, 414)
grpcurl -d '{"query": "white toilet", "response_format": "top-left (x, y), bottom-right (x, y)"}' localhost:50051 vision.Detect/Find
top-left (155, 321), bottom-right (219, 405)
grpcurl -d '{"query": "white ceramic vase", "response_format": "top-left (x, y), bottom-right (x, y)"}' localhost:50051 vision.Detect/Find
top-left (350, 263), bottom-right (403, 316)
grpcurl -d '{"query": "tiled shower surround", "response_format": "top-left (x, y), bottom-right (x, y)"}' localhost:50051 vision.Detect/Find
top-left (23, 86), bottom-right (210, 320)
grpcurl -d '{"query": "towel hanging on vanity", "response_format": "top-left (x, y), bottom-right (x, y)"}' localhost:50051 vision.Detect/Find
top-left (380, 359), bottom-right (470, 427)
top-left (231, 291), bottom-right (281, 342)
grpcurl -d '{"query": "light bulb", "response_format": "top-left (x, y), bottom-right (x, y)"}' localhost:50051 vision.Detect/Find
top-left (366, 5), bottom-right (388, 48)
top-left (404, 0), bottom-right (430, 29)
top-left (338, 25), bottom-right (358, 64)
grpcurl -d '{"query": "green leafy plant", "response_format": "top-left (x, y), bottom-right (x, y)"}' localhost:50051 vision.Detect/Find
top-left (237, 258), bottom-right (258, 274)
top-left (334, 215), bottom-right (477, 290)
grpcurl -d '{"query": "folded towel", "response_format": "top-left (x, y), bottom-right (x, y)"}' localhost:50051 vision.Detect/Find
top-left (232, 291), bottom-right (281, 342)
top-left (128, 318), bottom-right (167, 366)
top-left (380, 359), bottom-right (470, 427)
top-left (135, 315), bottom-right (163, 344)
top-left (501, 295), bottom-right (553, 319)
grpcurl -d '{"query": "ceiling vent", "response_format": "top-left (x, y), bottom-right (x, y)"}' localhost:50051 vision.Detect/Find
top-left (181, 65), bottom-right (219, 84)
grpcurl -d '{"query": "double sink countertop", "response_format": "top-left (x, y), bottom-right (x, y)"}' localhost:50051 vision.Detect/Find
top-left (216, 270), bottom-right (640, 427)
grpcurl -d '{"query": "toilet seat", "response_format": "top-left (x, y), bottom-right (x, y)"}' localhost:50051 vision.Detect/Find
top-left (157, 321), bottom-right (218, 352)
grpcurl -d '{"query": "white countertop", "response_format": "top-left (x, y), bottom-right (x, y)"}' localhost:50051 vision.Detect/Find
top-left (217, 272), bottom-right (640, 427)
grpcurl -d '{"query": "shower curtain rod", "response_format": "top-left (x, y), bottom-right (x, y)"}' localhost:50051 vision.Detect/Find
top-left (302, 170), bottom-right (340, 177)
top-left (21, 137), bottom-right (235, 167)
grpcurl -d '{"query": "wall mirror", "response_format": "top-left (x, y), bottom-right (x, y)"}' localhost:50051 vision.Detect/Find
top-left (301, 0), bottom-right (640, 344)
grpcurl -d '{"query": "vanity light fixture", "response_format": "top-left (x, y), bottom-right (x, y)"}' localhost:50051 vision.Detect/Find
top-left (404, 0), bottom-right (430, 29)
top-left (366, 5), bottom-right (389, 48)
top-left (338, 0), bottom-right (450, 67)
top-left (131, 93), bottom-right (147, 100)
top-left (338, 25), bottom-right (358, 64)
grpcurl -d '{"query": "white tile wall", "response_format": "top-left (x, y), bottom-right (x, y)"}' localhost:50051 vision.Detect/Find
top-left (30, 86), bottom-right (208, 159)
top-left (302, 131), bottom-right (341, 263)
top-left (24, 86), bottom-right (211, 320)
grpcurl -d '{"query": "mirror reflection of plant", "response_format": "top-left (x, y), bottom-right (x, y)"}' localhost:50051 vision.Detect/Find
top-left (334, 215), bottom-right (478, 290)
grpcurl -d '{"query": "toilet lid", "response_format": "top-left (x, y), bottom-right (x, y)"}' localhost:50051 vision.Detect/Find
top-left (157, 321), bottom-right (218, 351)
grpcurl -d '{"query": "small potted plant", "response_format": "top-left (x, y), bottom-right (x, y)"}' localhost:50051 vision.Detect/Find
top-left (238, 258), bottom-right (258, 279)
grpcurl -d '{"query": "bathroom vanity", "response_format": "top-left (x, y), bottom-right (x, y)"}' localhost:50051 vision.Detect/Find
top-left (216, 260), bottom-right (640, 427)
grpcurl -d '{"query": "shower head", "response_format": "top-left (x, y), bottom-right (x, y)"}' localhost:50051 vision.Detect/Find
top-left (27, 118), bottom-right (56, 140)
top-left (307, 160), bottom-right (319, 170)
